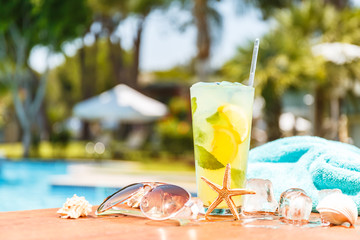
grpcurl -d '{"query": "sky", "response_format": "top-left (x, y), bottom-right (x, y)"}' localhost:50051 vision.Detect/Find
top-left (29, 0), bottom-right (268, 73)
top-left (139, 1), bottom-right (268, 71)
top-left (29, 0), bottom-right (360, 73)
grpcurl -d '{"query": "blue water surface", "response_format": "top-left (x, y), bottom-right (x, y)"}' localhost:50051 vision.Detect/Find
top-left (0, 160), bottom-right (117, 212)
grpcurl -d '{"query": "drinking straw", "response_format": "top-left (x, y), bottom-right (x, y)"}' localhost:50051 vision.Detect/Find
top-left (248, 38), bottom-right (260, 87)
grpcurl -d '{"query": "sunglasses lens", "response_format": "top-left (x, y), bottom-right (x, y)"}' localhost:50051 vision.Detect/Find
top-left (140, 184), bottom-right (190, 220)
top-left (97, 183), bottom-right (145, 214)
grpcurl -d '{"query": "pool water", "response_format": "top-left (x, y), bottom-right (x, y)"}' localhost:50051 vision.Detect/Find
top-left (0, 160), bottom-right (117, 212)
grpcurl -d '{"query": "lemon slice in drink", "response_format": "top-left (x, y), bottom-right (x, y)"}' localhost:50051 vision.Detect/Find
top-left (208, 104), bottom-right (249, 165)
top-left (211, 126), bottom-right (240, 166)
top-left (218, 104), bottom-right (249, 143)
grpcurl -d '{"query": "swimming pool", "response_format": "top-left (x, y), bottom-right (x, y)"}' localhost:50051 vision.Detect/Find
top-left (0, 160), bottom-right (117, 212)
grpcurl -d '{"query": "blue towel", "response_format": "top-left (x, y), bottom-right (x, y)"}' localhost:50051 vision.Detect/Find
top-left (247, 136), bottom-right (360, 214)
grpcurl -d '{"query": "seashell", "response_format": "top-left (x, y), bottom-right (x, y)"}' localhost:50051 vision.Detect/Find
top-left (316, 193), bottom-right (358, 226)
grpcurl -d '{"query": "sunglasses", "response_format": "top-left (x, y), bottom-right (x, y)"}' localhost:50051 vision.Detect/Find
top-left (96, 182), bottom-right (195, 221)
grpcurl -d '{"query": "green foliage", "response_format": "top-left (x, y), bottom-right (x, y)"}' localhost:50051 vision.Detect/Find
top-left (243, 0), bottom-right (351, 19)
top-left (89, 0), bottom-right (174, 18)
top-left (222, 1), bottom-right (336, 96)
top-left (152, 66), bottom-right (194, 83)
top-left (168, 96), bottom-right (190, 119)
top-left (0, 0), bottom-right (35, 45)
top-left (155, 96), bottom-right (193, 156)
top-left (129, 0), bottom-right (173, 16)
top-left (223, 0), bottom-right (360, 140)
top-left (50, 128), bottom-right (71, 147)
top-left (47, 55), bottom-right (80, 122)
top-left (155, 117), bottom-right (193, 155)
top-left (0, 0), bottom-right (91, 53)
top-left (88, 0), bottom-right (128, 17)
top-left (36, 0), bottom-right (91, 50)
top-left (47, 39), bottom-right (130, 123)
top-left (0, 0), bottom-right (92, 157)
top-left (334, 8), bottom-right (360, 43)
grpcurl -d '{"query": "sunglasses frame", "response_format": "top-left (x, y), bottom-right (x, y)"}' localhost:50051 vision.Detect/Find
top-left (96, 182), bottom-right (192, 220)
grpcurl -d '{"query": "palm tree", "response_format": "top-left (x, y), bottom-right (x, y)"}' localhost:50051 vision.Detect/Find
top-left (245, 0), bottom-right (350, 18)
top-left (222, 1), bottom-right (336, 140)
top-left (0, 0), bottom-right (91, 157)
top-left (127, 0), bottom-right (176, 88)
top-left (191, 0), bottom-right (222, 82)
top-left (317, 8), bottom-right (360, 139)
top-left (90, 0), bottom-right (177, 88)
top-left (223, 0), bottom-right (360, 140)
top-left (223, 29), bottom-right (322, 140)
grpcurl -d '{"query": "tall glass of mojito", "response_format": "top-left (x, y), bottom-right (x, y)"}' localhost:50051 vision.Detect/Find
top-left (190, 81), bottom-right (254, 211)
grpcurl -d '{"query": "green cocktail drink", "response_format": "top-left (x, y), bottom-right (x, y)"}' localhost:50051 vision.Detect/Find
top-left (190, 81), bottom-right (254, 210)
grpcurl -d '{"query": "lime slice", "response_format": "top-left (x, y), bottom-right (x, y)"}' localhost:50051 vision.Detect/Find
top-left (231, 168), bottom-right (246, 186)
top-left (195, 145), bottom-right (224, 170)
top-left (193, 127), bottom-right (206, 144)
top-left (206, 111), bottom-right (230, 128)
top-left (191, 97), bottom-right (197, 115)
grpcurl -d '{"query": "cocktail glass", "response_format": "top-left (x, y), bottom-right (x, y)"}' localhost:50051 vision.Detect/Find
top-left (190, 81), bottom-right (254, 214)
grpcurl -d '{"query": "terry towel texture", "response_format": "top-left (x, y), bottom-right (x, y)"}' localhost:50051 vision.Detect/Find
top-left (247, 136), bottom-right (360, 213)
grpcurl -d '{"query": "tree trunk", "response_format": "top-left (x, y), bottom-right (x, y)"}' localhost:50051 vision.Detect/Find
top-left (11, 74), bottom-right (47, 158)
top-left (194, 0), bottom-right (211, 82)
top-left (195, 58), bottom-right (210, 82)
top-left (330, 96), bottom-right (340, 140)
top-left (100, 15), bottom-right (124, 86)
top-left (11, 82), bottom-right (30, 157)
top-left (79, 45), bottom-right (92, 140)
top-left (22, 126), bottom-right (31, 158)
top-left (261, 80), bottom-right (282, 141)
top-left (324, 0), bottom-right (349, 9)
top-left (314, 86), bottom-right (326, 137)
top-left (7, 26), bottom-right (50, 157)
top-left (40, 99), bottom-right (51, 140)
top-left (93, 34), bottom-right (98, 93)
top-left (130, 18), bottom-right (145, 89)
top-left (108, 38), bottom-right (124, 86)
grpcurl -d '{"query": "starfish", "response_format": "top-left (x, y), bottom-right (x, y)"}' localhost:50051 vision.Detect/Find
top-left (201, 163), bottom-right (255, 220)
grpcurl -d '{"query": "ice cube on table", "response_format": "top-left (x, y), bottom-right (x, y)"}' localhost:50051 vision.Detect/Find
top-left (174, 198), bottom-right (205, 220)
top-left (242, 179), bottom-right (278, 214)
top-left (278, 188), bottom-right (312, 224)
top-left (278, 188), bottom-right (306, 213)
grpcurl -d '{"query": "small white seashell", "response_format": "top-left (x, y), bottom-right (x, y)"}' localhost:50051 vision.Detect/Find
top-left (316, 193), bottom-right (358, 226)
top-left (57, 194), bottom-right (92, 219)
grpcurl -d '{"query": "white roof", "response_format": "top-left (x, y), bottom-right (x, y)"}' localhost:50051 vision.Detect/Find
top-left (312, 42), bottom-right (360, 65)
top-left (73, 84), bottom-right (168, 122)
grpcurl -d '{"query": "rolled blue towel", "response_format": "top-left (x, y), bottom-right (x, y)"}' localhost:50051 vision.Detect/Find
top-left (247, 136), bottom-right (360, 214)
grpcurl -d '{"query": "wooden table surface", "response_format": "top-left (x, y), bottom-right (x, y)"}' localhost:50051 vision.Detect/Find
top-left (1, 206), bottom-right (360, 240)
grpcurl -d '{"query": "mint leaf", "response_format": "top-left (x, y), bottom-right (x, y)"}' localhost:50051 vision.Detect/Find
top-left (194, 128), bottom-right (206, 144)
top-left (206, 111), bottom-right (220, 124)
top-left (231, 168), bottom-right (246, 187)
top-left (206, 111), bottom-right (229, 127)
top-left (191, 97), bottom-right (197, 115)
top-left (195, 145), bottom-right (224, 170)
